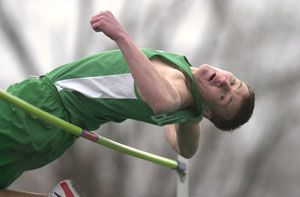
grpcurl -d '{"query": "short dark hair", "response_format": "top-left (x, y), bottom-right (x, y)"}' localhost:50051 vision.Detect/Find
top-left (210, 83), bottom-right (255, 131)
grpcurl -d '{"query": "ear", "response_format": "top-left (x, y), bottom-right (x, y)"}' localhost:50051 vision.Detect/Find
top-left (203, 105), bottom-right (212, 119)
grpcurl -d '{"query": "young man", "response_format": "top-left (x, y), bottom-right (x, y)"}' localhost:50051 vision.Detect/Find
top-left (0, 11), bottom-right (255, 197)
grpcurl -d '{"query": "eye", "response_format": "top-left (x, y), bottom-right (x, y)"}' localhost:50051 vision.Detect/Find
top-left (231, 79), bottom-right (236, 86)
top-left (220, 93), bottom-right (225, 100)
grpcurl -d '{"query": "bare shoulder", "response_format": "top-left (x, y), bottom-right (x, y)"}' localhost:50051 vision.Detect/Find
top-left (150, 56), bottom-right (194, 109)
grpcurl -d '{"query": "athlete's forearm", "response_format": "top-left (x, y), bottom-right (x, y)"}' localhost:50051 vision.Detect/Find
top-left (176, 120), bottom-right (201, 158)
top-left (163, 124), bottom-right (180, 154)
top-left (163, 120), bottom-right (200, 158)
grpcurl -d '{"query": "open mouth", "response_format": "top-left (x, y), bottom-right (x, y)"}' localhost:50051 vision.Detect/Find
top-left (208, 72), bottom-right (216, 81)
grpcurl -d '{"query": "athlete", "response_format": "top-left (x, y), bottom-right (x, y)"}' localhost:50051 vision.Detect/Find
top-left (0, 11), bottom-right (255, 197)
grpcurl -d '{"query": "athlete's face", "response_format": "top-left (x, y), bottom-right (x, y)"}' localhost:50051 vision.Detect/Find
top-left (194, 64), bottom-right (249, 119)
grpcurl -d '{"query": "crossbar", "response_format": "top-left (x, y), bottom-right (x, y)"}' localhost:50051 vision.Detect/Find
top-left (0, 89), bottom-right (185, 171)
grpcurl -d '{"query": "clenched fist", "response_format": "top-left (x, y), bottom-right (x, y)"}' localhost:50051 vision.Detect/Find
top-left (90, 11), bottom-right (128, 42)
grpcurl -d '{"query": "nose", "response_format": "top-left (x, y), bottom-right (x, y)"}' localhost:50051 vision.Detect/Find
top-left (217, 76), bottom-right (230, 90)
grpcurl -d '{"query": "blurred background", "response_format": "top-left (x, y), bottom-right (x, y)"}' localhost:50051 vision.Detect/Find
top-left (1, 0), bottom-right (300, 196)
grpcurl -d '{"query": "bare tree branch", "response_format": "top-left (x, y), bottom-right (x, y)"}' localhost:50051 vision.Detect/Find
top-left (0, 2), bottom-right (40, 76)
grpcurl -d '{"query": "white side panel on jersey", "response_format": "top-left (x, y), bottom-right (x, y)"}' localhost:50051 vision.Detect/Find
top-left (54, 73), bottom-right (137, 99)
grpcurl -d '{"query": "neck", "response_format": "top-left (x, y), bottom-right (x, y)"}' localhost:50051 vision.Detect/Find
top-left (189, 66), bottom-right (207, 107)
top-left (185, 67), bottom-right (200, 108)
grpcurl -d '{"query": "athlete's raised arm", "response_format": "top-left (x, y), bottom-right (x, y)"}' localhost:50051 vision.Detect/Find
top-left (90, 11), bottom-right (181, 114)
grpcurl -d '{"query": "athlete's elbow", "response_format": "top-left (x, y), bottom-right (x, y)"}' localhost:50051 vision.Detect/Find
top-left (150, 100), bottom-right (178, 115)
top-left (150, 97), bottom-right (180, 115)
top-left (151, 103), bottom-right (168, 114)
top-left (178, 142), bottom-right (199, 159)
top-left (144, 88), bottom-right (181, 114)
top-left (179, 149), bottom-right (197, 159)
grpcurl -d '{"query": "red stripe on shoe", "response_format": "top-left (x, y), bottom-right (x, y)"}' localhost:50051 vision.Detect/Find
top-left (60, 182), bottom-right (74, 197)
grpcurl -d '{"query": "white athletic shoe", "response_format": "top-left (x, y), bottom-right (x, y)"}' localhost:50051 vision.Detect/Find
top-left (48, 180), bottom-right (86, 197)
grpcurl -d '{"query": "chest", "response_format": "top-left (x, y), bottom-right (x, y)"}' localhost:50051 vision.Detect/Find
top-left (156, 62), bottom-right (195, 109)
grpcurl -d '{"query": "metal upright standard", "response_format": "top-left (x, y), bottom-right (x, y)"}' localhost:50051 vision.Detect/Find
top-left (177, 155), bottom-right (189, 197)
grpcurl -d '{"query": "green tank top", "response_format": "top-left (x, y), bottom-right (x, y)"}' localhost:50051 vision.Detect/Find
top-left (45, 49), bottom-right (203, 130)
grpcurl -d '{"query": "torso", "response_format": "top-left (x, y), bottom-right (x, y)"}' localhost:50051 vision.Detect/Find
top-left (45, 49), bottom-right (203, 127)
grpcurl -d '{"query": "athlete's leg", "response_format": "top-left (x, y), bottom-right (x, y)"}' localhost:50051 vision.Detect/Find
top-left (0, 189), bottom-right (47, 197)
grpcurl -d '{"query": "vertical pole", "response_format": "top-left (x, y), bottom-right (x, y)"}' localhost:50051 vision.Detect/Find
top-left (176, 155), bottom-right (189, 197)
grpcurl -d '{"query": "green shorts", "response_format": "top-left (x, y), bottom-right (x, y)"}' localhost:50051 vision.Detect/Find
top-left (0, 77), bottom-right (77, 188)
